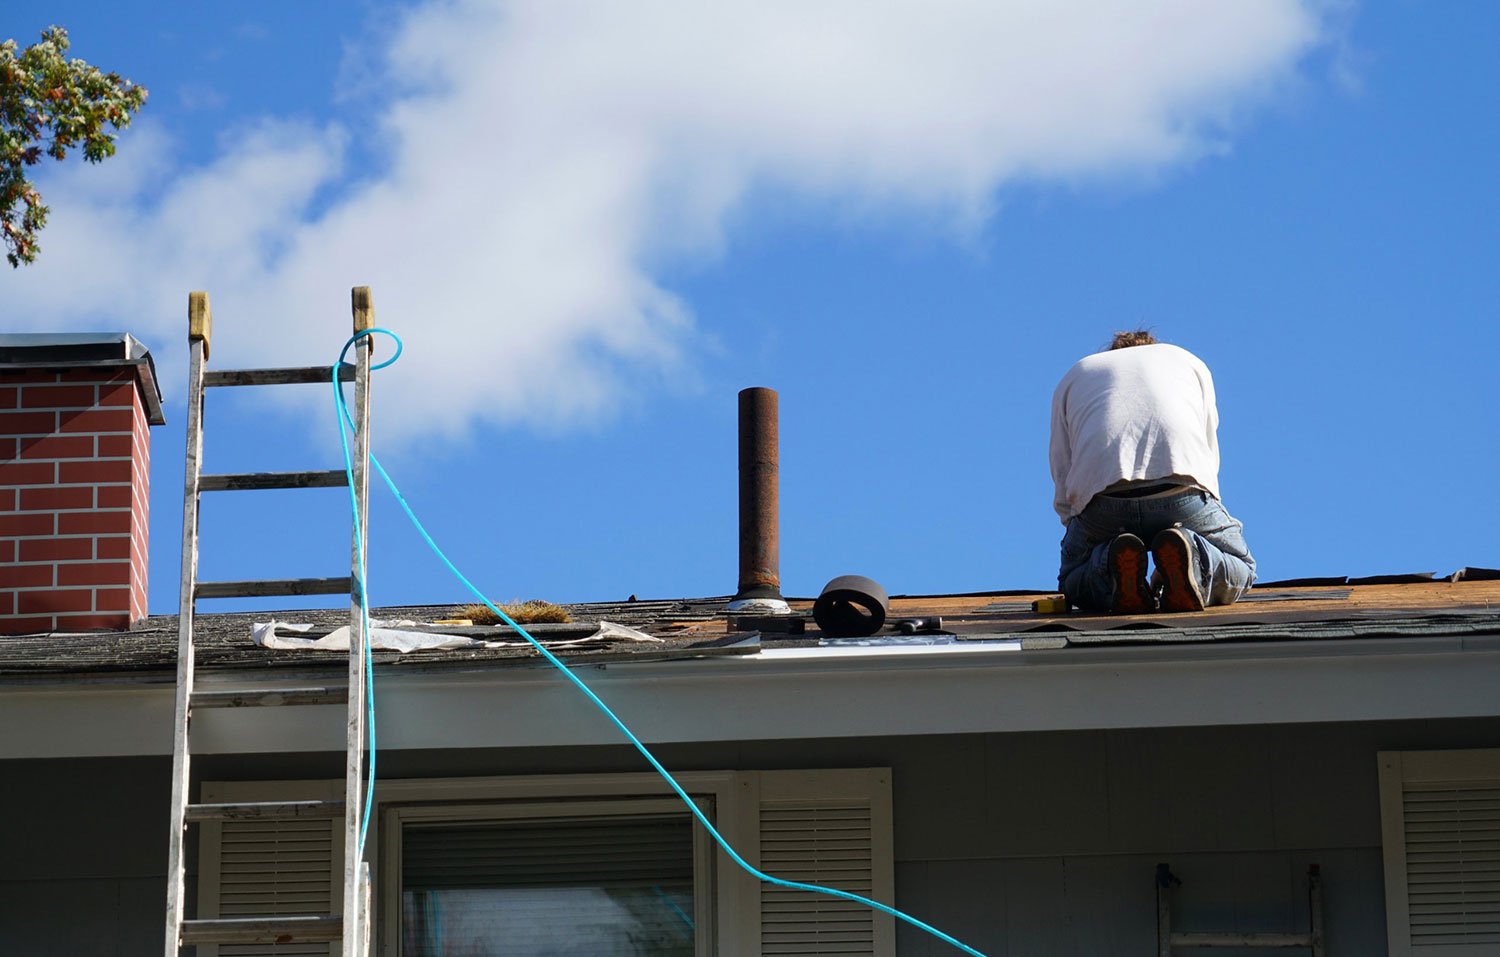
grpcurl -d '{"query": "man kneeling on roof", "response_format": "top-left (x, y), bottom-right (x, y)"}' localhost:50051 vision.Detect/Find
top-left (1049, 329), bottom-right (1256, 613)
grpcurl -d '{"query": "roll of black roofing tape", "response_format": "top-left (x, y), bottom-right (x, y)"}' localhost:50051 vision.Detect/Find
top-left (813, 575), bottom-right (890, 638)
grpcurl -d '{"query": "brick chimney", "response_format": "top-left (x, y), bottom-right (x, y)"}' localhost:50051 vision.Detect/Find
top-left (0, 334), bottom-right (165, 634)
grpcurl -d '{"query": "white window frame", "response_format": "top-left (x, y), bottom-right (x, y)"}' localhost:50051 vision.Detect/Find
top-left (372, 771), bottom-right (758, 956)
top-left (1379, 748), bottom-right (1500, 956)
top-left (382, 793), bottom-right (719, 955)
top-left (202, 768), bottom-right (893, 957)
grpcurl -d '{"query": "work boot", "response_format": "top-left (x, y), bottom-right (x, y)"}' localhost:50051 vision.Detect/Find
top-left (1152, 527), bottom-right (1207, 612)
top-left (1107, 533), bottom-right (1154, 614)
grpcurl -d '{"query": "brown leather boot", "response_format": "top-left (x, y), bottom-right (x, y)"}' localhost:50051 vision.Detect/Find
top-left (1107, 533), bottom-right (1154, 614)
top-left (1152, 527), bottom-right (1207, 612)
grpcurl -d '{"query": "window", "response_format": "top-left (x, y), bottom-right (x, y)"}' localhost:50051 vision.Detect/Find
top-left (1379, 749), bottom-right (1500, 956)
top-left (199, 769), bottom-right (893, 957)
top-left (389, 798), bottom-right (712, 956)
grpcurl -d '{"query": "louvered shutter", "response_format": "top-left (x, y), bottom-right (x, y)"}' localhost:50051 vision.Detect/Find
top-left (198, 781), bottom-right (342, 957)
top-left (1380, 750), bottom-right (1500, 956)
top-left (757, 770), bottom-right (894, 957)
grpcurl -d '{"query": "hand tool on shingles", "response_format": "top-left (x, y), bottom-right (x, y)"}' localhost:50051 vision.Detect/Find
top-left (1031, 596), bottom-right (1069, 614)
top-left (893, 617), bottom-right (944, 634)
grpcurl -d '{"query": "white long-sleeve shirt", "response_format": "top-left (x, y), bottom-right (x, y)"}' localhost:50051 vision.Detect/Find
top-left (1049, 343), bottom-right (1221, 523)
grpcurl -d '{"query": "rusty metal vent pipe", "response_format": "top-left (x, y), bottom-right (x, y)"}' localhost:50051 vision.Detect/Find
top-left (727, 387), bottom-right (790, 614)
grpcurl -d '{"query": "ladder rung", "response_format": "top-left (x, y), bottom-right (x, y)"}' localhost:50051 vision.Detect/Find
top-left (195, 577), bottom-right (352, 599)
top-left (1170, 932), bottom-right (1316, 947)
top-left (199, 470), bottom-right (349, 492)
top-left (180, 916), bottom-right (343, 945)
top-left (191, 687), bottom-right (349, 709)
top-left (185, 799), bottom-right (345, 822)
top-left (204, 365), bottom-right (355, 387)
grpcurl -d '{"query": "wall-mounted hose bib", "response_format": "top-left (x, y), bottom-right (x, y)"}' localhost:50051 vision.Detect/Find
top-left (332, 328), bottom-right (988, 957)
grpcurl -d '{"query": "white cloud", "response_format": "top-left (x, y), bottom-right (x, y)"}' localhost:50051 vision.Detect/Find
top-left (6, 0), bottom-right (1330, 439)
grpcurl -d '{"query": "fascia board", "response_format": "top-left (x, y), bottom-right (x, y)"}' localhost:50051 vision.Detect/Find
top-left (4, 634), bottom-right (1500, 759)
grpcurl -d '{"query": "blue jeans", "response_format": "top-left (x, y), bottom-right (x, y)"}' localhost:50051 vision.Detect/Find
top-left (1058, 489), bottom-right (1256, 611)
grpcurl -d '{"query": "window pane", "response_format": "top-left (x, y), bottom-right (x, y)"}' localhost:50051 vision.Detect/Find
top-left (401, 814), bottom-right (695, 956)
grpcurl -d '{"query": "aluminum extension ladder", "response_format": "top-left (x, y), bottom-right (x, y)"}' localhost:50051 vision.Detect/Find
top-left (1156, 863), bottom-right (1325, 956)
top-left (164, 288), bottom-right (376, 956)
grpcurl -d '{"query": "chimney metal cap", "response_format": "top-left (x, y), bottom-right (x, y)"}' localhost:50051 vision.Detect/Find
top-left (0, 332), bottom-right (165, 425)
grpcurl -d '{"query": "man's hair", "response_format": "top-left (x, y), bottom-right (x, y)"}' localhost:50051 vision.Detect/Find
top-left (1108, 328), bottom-right (1158, 350)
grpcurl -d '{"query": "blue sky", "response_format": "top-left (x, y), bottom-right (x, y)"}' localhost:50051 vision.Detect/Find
top-left (4, 2), bottom-right (1497, 614)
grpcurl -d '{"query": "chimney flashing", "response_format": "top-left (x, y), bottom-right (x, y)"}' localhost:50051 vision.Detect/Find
top-left (0, 333), bottom-right (165, 426)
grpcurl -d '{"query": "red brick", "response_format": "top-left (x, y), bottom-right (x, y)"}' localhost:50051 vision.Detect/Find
top-left (0, 512), bottom-right (54, 536)
top-left (0, 488), bottom-right (13, 511)
top-left (19, 537), bottom-right (93, 561)
top-left (0, 461), bottom-right (56, 486)
top-left (18, 589), bottom-right (92, 614)
top-left (95, 588), bottom-right (131, 613)
top-left (53, 612), bottom-right (130, 631)
top-left (96, 434), bottom-right (135, 457)
top-left (0, 616), bottom-right (56, 634)
top-left (58, 562), bottom-right (132, 586)
top-left (0, 437), bottom-right (14, 458)
top-left (0, 386), bottom-right (15, 409)
top-left (21, 385), bottom-right (95, 409)
top-left (19, 486), bottom-right (93, 511)
top-left (57, 408), bottom-right (132, 434)
top-left (19, 434), bottom-right (95, 459)
top-left (0, 591), bottom-right (12, 614)
top-left (59, 460), bottom-right (133, 485)
top-left (95, 536), bottom-right (130, 559)
top-left (58, 511), bottom-right (130, 534)
top-left (0, 410), bottom-right (57, 434)
top-left (96, 486), bottom-right (132, 508)
top-left (99, 381), bottom-right (137, 406)
top-left (57, 369), bottom-right (124, 384)
top-left (7, 565), bottom-right (55, 587)
top-left (0, 539), bottom-right (13, 563)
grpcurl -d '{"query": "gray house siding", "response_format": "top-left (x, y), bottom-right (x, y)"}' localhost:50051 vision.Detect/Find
top-left (6, 717), bottom-right (1500, 955)
top-left (0, 755), bottom-right (172, 956)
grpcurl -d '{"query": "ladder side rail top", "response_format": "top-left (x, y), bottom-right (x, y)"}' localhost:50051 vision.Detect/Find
top-left (342, 286), bottom-right (376, 957)
top-left (164, 292), bottom-right (211, 957)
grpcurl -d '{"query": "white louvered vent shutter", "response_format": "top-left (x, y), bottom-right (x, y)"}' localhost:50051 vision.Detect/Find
top-left (760, 801), bottom-right (876, 956)
top-left (218, 817), bottom-right (337, 957)
top-left (1404, 781), bottom-right (1500, 950)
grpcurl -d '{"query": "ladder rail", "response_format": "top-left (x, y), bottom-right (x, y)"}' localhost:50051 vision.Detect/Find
top-left (164, 294), bottom-right (209, 956)
top-left (342, 286), bottom-right (375, 957)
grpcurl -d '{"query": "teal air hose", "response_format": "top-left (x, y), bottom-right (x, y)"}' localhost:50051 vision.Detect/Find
top-left (333, 329), bottom-right (987, 957)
